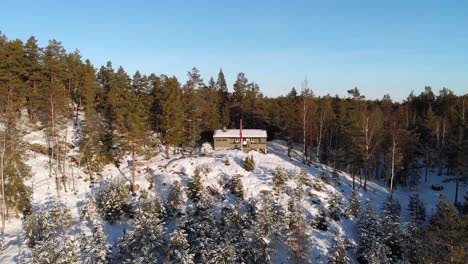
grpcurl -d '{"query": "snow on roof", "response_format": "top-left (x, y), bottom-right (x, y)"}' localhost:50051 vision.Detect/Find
top-left (213, 129), bottom-right (267, 138)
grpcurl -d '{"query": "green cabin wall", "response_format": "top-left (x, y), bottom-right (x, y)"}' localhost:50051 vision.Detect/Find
top-left (213, 137), bottom-right (267, 152)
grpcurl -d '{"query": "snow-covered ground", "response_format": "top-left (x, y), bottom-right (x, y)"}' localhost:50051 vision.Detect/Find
top-left (0, 120), bottom-right (465, 263)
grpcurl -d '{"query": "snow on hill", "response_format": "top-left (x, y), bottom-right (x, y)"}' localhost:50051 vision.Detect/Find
top-left (0, 120), bottom-right (465, 263)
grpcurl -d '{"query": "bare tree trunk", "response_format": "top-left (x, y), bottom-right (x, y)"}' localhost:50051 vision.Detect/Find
top-left (0, 129), bottom-right (6, 234)
top-left (166, 144), bottom-right (170, 159)
top-left (425, 149), bottom-right (429, 183)
top-left (316, 112), bottom-right (324, 163)
top-left (131, 147), bottom-right (136, 194)
top-left (390, 137), bottom-right (396, 200)
top-left (302, 89), bottom-right (307, 163)
top-left (455, 100), bottom-right (465, 205)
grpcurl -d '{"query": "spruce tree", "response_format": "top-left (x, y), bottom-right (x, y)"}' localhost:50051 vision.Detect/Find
top-left (356, 201), bottom-right (390, 264)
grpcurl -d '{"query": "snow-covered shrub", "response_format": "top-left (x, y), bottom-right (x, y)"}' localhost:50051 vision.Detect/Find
top-left (321, 171), bottom-right (330, 184)
top-left (298, 168), bottom-right (312, 187)
top-left (166, 181), bottom-right (185, 216)
top-left (312, 181), bottom-right (326, 192)
top-left (94, 177), bottom-right (131, 224)
top-left (32, 234), bottom-right (80, 264)
top-left (328, 192), bottom-right (345, 221)
top-left (312, 209), bottom-right (328, 231)
top-left (272, 166), bottom-right (287, 190)
top-left (25, 201), bottom-right (72, 248)
top-left (80, 196), bottom-right (98, 223)
top-left (229, 174), bottom-right (245, 200)
top-left (243, 155), bottom-right (255, 171)
top-left (200, 142), bottom-right (213, 156)
top-left (198, 163), bottom-right (212, 174)
top-left (25, 202), bottom-right (79, 263)
top-left (347, 190), bottom-right (361, 218)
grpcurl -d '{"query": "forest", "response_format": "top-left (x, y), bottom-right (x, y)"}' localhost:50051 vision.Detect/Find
top-left (0, 33), bottom-right (467, 263)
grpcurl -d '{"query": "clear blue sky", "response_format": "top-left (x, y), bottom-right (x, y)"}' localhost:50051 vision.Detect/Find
top-left (1, 0), bottom-right (467, 100)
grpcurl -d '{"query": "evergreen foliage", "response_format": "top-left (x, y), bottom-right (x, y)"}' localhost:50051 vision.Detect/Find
top-left (187, 169), bottom-right (203, 202)
top-left (356, 201), bottom-right (390, 264)
top-left (381, 198), bottom-right (404, 262)
top-left (166, 181), bottom-right (185, 216)
top-left (347, 190), bottom-right (361, 218)
top-left (328, 236), bottom-right (349, 264)
top-left (117, 191), bottom-right (166, 262)
top-left (229, 174), bottom-right (245, 200)
top-left (167, 228), bottom-right (195, 264)
top-left (243, 155), bottom-right (255, 171)
top-left (407, 192), bottom-right (426, 226)
top-left (425, 198), bottom-right (467, 262)
top-left (272, 166), bottom-right (287, 190)
top-left (95, 177), bottom-right (131, 224)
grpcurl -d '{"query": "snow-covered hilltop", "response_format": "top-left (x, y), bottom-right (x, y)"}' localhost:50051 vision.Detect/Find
top-left (0, 120), bottom-right (465, 264)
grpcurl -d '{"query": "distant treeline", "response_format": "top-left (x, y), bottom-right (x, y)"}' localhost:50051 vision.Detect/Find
top-left (0, 33), bottom-right (467, 206)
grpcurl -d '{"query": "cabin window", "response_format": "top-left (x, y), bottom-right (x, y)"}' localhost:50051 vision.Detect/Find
top-left (234, 138), bottom-right (240, 143)
top-left (250, 138), bottom-right (255, 143)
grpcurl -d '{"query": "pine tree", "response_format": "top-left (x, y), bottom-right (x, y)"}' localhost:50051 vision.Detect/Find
top-left (255, 197), bottom-right (287, 239)
top-left (425, 198), bottom-right (467, 263)
top-left (407, 192), bottom-right (426, 226)
top-left (217, 69), bottom-right (230, 127)
top-left (32, 234), bottom-right (80, 264)
top-left (118, 191), bottom-right (166, 262)
top-left (230, 174), bottom-right (245, 200)
top-left (328, 192), bottom-right (344, 221)
top-left (199, 77), bottom-right (221, 133)
top-left (381, 198), bottom-right (404, 262)
top-left (152, 76), bottom-right (185, 158)
top-left (23, 36), bottom-right (45, 120)
top-left (182, 67), bottom-right (204, 150)
top-left (287, 208), bottom-right (311, 264)
top-left (81, 225), bottom-right (112, 264)
top-left (183, 199), bottom-right (220, 263)
top-left (243, 155), bottom-right (255, 171)
top-left (78, 59), bottom-right (104, 177)
top-left (272, 166), bottom-right (287, 190)
top-left (95, 177), bottom-right (130, 224)
top-left (108, 66), bottom-right (150, 193)
top-left (356, 201), bottom-right (390, 264)
top-left (347, 190), bottom-right (361, 218)
top-left (167, 228), bottom-right (194, 264)
top-left (166, 181), bottom-right (184, 217)
top-left (187, 169), bottom-right (203, 203)
top-left (328, 236), bottom-right (349, 264)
